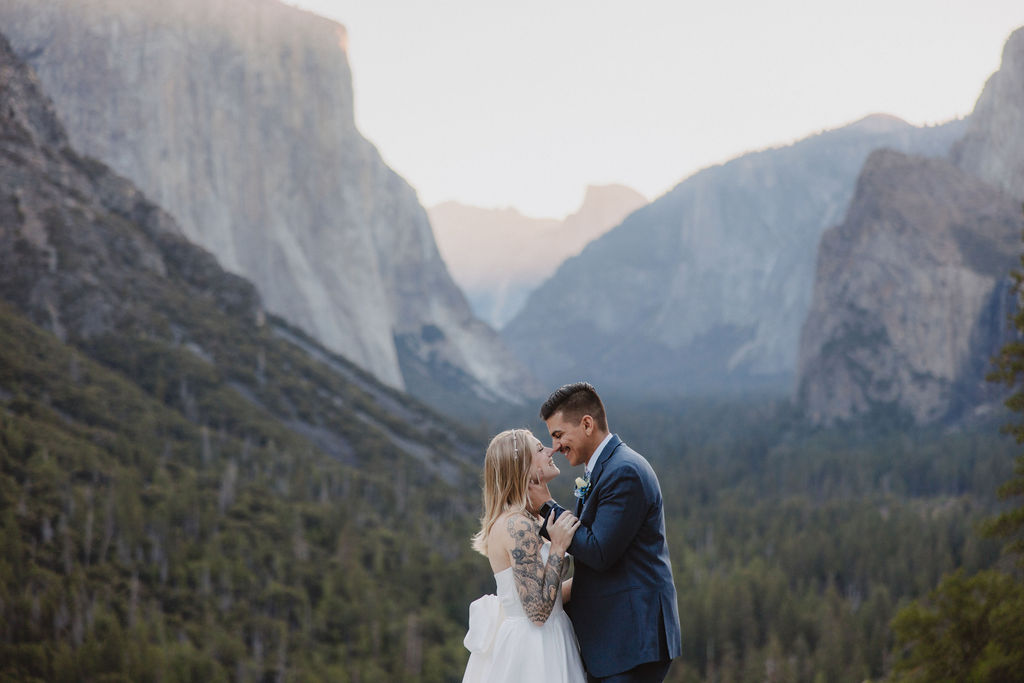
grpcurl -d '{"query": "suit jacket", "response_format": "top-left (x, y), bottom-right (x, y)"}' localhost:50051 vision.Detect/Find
top-left (562, 435), bottom-right (681, 678)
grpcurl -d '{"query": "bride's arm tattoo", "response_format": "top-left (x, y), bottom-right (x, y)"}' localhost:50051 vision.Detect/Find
top-left (508, 514), bottom-right (564, 625)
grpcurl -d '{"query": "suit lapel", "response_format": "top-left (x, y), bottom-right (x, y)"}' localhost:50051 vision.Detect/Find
top-left (579, 434), bottom-right (621, 516)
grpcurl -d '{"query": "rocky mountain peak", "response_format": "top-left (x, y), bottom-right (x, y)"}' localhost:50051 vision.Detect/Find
top-left (795, 27), bottom-right (1024, 427)
top-left (428, 184), bottom-right (646, 329)
top-left (502, 116), bottom-right (966, 396)
top-left (951, 26), bottom-right (1024, 199)
top-left (796, 149), bottom-right (1021, 426)
top-left (0, 0), bottom-right (538, 411)
top-left (844, 113), bottom-right (913, 134)
top-left (575, 183), bottom-right (648, 218)
top-left (559, 184), bottom-right (648, 251)
top-left (0, 36), bottom-right (65, 151)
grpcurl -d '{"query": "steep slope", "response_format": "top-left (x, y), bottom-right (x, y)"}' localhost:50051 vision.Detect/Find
top-left (796, 150), bottom-right (1020, 426)
top-left (503, 116), bottom-right (966, 396)
top-left (0, 0), bottom-right (537, 409)
top-left (951, 27), bottom-right (1024, 199)
top-left (429, 184), bottom-right (647, 328)
top-left (796, 27), bottom-right (1024, 427)
top-left (0, 31), bottom-right (487, 679)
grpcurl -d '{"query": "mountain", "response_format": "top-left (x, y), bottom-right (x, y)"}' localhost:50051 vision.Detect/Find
top-left (429, 204), bottom-right (559, 330)
top-left (797, 27), bottom-right (1024, 427)
top-left (951, 26), bottom-right (1024, 199)
top-left (796, 150), bottom-right (1020, 426)
top-left (428, 184), bottom-right (647, 328)
top-left (0, 30), bottom-right (488, 679)
top-left (502, 115), bottom-right (966, 396)
top-left (0, 0), bottom-right (538, 412)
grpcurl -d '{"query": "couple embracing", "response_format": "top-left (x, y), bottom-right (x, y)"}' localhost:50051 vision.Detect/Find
top-left (463, 382), bottom-right (681, 683)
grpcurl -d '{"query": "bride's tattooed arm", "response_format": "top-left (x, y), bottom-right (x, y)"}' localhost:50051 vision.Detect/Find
top-left (508, 513), bottom-right (564, 626)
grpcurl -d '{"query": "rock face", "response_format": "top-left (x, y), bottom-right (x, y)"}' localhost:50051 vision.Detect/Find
top-left (951, 27), bottom-right (1024, 199)
top-left (796, 151), bottom-right (1021, 426)
top-left (0, 28), bottom-right (481, 479)
top-left (429, 184), bottom-right (647, 328)
top-left (796, 27), bottom-right (1024, 427)
top-left (0, 30), bottom-right (261, 344)
top-left (503, 116), bottom-right (965, 396)
top-left (0, 0), bottom-right (537, 407)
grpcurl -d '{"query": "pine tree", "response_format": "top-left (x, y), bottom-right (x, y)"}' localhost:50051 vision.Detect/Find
top-left (986, 223), bottom-right (1024, 566)
top-left (889, 215), bottom-right (1024, 682)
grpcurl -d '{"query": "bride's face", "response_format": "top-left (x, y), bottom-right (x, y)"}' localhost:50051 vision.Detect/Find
top-left (529, 436), bottom-right (560, 483)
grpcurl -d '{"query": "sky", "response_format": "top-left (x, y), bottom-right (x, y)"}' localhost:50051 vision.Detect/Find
top-left (285, 0), bottom-right (1024, 218)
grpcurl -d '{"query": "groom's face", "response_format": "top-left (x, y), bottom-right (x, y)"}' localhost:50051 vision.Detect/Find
top-left (545, 411), bottom-right (595, 468)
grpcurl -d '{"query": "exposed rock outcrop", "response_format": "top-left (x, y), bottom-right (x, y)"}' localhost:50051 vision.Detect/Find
top-left (0, 28), bottom-right (481, 479)
top-left (0, 0), bottom-right (537, 408)
top-left (0, 31), bottom-right (261, 343)
top-left (503, 116), bottom-right (965, 396)
top-left (951, 27), bottom-right (1024, 199)
top-left (429, 184), bottom-right (647, 328)
top-left (796, 27), bottom-right (1024, 426)
top-left (796, 150), bottom-right (1021, 426)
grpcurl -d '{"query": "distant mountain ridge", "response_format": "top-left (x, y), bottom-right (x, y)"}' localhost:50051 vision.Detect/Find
top-left (797, 150), bottom-right (1020, 425)
top-left (0, 0), bottom-right (538, 411)
top-left (797, 27), bottom-right (1024, 426)
top-left (503, 114), bottom-right (967, 396)
top-left (429, 184), bottom-right (647, 328)
top-left (951, 26), bottom-right (1024, 200)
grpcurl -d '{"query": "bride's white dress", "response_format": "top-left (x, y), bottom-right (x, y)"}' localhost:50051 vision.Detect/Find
top-left (463, 543), bottom-right (586, 682)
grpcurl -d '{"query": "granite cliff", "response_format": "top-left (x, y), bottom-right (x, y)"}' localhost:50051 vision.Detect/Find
top-left (428, 184), bottom-right (647, 328)
top-left (796, 151), bottom-right (1020, 425)
top-left (0, 33), bottom-right (495, 677)
top-left (797, 27), bottom-right (1024, 426)
top-left (0, 27), bottom-right (482, 478)
top-left (0, 0), bottom-right (537, 410)
top-left (951, 27), bottom-right (1024, 199)
top-left (503, 115), bottom-right (965, 396)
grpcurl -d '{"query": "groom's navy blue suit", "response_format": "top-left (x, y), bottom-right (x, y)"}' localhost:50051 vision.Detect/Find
top-left (564, 434), bottom-right (681, 680)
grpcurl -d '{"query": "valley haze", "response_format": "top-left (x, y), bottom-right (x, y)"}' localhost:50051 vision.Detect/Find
top-left (288, 0), bottom-right (1024, 218)
top-left (3, 0), bottom-right (1024, 429)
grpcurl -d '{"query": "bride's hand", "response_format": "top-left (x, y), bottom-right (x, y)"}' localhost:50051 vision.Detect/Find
top-left (546, 509), bottom-right (580, 555)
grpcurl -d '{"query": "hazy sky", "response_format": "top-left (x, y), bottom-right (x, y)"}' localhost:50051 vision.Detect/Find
top-left (286, 0), bottom-right (1024, 218)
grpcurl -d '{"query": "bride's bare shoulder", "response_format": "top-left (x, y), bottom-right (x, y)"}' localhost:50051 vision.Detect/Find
top-left (488, 510), bottom-right (520, 540)
top-left (487, 511), bottom-right (535, 556)
top-left (505, 509), bottom-right (540, 529)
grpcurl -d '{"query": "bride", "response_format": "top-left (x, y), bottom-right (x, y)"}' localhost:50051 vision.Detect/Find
top-left (462, 428), bottom-right (587, 682)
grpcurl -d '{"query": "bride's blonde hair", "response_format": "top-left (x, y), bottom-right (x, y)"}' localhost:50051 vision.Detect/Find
top-left (471, 428), bottom-right (533, 556)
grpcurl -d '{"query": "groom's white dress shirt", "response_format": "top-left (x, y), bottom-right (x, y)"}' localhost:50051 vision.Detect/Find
top-left (585, 433), bottom-right (613, 480)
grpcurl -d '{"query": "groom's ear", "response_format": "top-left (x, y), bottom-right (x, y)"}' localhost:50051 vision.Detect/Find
top-left (581, 414), bottom-right (594, 435)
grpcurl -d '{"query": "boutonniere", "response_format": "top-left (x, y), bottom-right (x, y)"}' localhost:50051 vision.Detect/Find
top-left (573, 475), bottom-right (591, 500)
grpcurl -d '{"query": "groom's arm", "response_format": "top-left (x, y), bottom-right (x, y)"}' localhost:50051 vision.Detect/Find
top-left (569, 465), bottom-right (648, 572)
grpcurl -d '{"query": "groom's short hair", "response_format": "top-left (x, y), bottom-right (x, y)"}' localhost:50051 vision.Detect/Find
top-left (540, 381), bottom-right (608, 432)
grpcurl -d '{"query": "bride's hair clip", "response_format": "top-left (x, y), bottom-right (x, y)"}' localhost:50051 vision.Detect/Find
top-left (511, 430), bottom-right (520, 457)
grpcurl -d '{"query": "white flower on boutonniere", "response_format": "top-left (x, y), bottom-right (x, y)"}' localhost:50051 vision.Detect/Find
top-left (573, 475), bottom-right (591, 500)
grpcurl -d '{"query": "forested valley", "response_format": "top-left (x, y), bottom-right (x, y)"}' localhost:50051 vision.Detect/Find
top-left (3, 3), bottom-right (1023, 680)
top-left (606, 398), bottom-right (1018, 682)
top-left (5, 294), bottom-right (1017, 683)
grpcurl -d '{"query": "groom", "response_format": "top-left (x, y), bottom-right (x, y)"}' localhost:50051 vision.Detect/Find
top-left (533, 382), bottom-right (681, 683)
